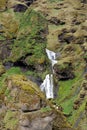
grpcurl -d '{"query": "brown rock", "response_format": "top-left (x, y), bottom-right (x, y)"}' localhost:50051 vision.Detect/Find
top-left (80, 91), bottom-right (86, 98)
top-left (53, 63), bottom-right (74, 80)
top-left (73, 104), bottom-right (79, 110)
top-left (4, 75), bottom-right (45, 111)
top-left (74, 99), bottom-right (81, 105)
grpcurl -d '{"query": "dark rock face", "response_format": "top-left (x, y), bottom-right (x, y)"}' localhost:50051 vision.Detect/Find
top-left (58, 32), bottom-right (74, 44)
top-left (27, 76), bottom-right (43, 86)
top-left (53, 63), bottom-right (74, 80)
top-left (0, 40), bottom-right (13, 61)
top-left (25, 0), bottom-right (36, 6)
top-left (13, 4), bottom-right (27, 12)
top-left (49, 17), bottom-right (65, 26)
top-left (73, 99), bottom-right (81, 110)
top-left (73, 78), bottom-right (87, 110)
top-left (81, 0), bottom-right (87, 3)
top-left (58, 28), bottom-right (87, 45)
top-left (3, 62), bottom-right (13, 69)
top-left (13, 0), bottom-right (37, 12)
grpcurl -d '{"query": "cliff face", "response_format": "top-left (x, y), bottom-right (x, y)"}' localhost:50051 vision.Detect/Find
top-left (0, 0), bottom-right (87, 130)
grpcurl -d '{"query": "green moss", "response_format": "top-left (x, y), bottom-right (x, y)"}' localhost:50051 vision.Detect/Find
top-left (25, 70), bottom-right (36, 76)
top-left (61, 96), bottom-right (76, 115)
top-left (83, 52), bottom-right (87, 60)
top-left (54, 62), bottom-right (85, 126)
top-left (7, 9), bottom-right (47, 64)
top-left (41, 106), bottom-right (52, 112)
top-left (0, 35), bottom-right (5, 40)
top-left (0, 67), bottom-right (22, 95)
top-left (0, 9), bottom-right (49, 80)
top-left (57, 73), bottom-right (82, 104)
top-left (68, 101), bottom-right (86, 125)
top-left (5, 67), bottom-right (22, 75)
top-left (4, 110), bottom-right (18, 129)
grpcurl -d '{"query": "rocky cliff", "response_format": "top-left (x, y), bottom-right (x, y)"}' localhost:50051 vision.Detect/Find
top-left (0, 0), bottom-right (87, 130)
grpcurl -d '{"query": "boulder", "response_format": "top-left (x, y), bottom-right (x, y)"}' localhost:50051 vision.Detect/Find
top-left (18, 110), bottom-right (73, 130)
top-left (13, 4), bottom-right (27, 12)
top-left (2, 74), bottom-right (74, 130)
top-left (4, 74), bottom-right (45, 111)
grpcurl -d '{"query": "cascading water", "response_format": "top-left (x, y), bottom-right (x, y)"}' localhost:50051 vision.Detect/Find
top-left (46, 49), bottom-right (58, 67)
top-left (40, 49), bottom-right (58, 99)
top-left (40, 74), bottom-right (54, 99)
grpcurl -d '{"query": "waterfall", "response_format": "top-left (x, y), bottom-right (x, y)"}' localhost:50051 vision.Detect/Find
top-left (46, 49), bottom-right (58, 67)
top-left (40, 74), bottom-right (54, 99)
top-left (40, 49), bottom-right (58, 99)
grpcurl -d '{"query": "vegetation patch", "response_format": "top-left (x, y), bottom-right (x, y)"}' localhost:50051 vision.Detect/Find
top-left (4, 110), bottom-right (18, 129)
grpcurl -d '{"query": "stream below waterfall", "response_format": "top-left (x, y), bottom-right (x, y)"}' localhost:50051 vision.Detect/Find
top-left (40, 49), bottom-right (58, 99)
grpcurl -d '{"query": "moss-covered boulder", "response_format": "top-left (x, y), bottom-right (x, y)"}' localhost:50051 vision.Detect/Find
top-left (0, 74), bottom-right (75, 130)
top-left (0, 12), bottom-right (19, 39)
top-left (4, 74), bottom-right (45, 111)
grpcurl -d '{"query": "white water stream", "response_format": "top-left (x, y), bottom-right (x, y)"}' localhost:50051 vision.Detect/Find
top-left (46, 49), bottom-right (58, 67)
top-left (40, 49), bottom-right (58, 99)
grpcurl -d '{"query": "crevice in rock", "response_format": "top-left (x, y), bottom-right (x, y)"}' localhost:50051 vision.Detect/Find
top-left (3, 62), bottom-right (13, 70)
top-left (13, 4), bottom-right (28, 12)
top-left (22, 109), bottom-right (40, 113)
top-left (13, 60), bottom-right (36, 72)
top-left (58, 33), bottom-right (74, 44)
top-left (49, 17), bottom-right (66, 26)
top-left (14, 61), bottom-right (27, 68)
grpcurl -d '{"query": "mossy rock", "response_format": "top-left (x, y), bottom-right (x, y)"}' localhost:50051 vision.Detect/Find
top-left (3, 110), bottom-right (19, 130)
top-left (8, 9), bottom-right (48, 63)
top-left (0, 9), bottom-right (49, 80)
top-left (53, 61), bottom-right (75, 80)
top-left (0, 9), bottom-right (49, 79)
top-left (0, 12), bottom-right (19, 39)
top-left (4, 74), bottom-right (45, 111)
top-left (0, 0), bottom-right (7, 11)
top-left (0, 63), bottom-right (6, 76)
